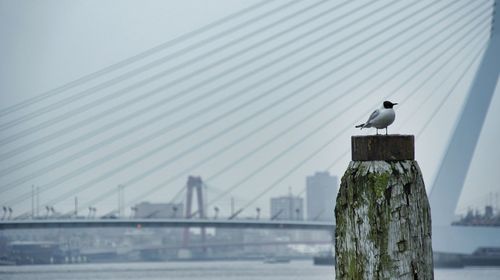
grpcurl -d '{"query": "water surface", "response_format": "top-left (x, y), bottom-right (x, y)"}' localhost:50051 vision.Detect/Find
top-left (1, 261), bottom-right (499, 280)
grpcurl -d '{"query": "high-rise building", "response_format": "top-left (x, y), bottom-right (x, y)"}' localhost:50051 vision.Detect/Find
top-left (306, 172), bottom-right (338, 222)
top-left (270, 195), bottom-right (303, 221)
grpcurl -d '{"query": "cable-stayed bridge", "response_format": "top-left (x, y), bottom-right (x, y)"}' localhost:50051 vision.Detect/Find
top-left (0, 0), bottom-right (499, 254)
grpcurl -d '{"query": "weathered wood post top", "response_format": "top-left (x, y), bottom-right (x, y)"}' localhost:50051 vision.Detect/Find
top-left (351, 135), bottom-right (414, 161)
top-left (335, 134), bottom-right (433, 280)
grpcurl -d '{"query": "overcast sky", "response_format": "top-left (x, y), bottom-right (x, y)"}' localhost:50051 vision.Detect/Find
top-left (0, 0), bottom-right (499, 218)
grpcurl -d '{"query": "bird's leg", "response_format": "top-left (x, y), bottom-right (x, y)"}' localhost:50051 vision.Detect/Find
top-left (376, 129), bottom-right (379, 135)
top-left (385, 127), bottom-right (388, 135)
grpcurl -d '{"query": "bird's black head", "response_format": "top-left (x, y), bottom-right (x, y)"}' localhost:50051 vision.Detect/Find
top-left (383, 101), bottom-right (397, 109)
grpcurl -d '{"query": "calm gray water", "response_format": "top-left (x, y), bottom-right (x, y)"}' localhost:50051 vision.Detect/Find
top-left (1, 261), bottom-right (500, 280)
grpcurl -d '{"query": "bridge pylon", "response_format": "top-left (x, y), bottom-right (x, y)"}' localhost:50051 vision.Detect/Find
top-left (182, 176), bottom-right (206, 251)
top-left (430, 0), bottom-right (500, 226)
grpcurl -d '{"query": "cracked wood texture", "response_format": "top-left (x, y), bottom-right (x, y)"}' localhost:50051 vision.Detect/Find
top-left (335, 160), bottom-right (433, 280)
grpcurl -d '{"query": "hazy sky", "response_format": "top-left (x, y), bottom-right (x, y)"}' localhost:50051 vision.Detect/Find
top-left (0, 0), bottom-right (499, 218)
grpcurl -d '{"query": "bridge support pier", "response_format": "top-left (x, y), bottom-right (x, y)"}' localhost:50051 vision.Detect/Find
top-left (335, 135), bottom-right (433, 279)
top-left (183, 176), bottom-right (206, 253)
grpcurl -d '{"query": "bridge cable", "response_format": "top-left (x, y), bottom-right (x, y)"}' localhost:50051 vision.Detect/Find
top-left (223, 13), bottom-right (492, 219)
top-left (415, 48), bottom-right (489, 137)
top-left (203, 0), bottom-right (485, 183)
top-left (196, 1), bottom-right (491, 211)
top-left (264, 2), bottom-right (495, 200)
top-left (5, 0), bottom-right (488, 211)
top-left (321, 39), bottom-right (488, 182)
top-left (0, 0), bottom-right (362, 168)
top-left (0, 0), bottom-right (278, 118)
top-left (4, 0), bottom-right (488, 217)
top-left (0, 0), bottom-right (297, 128)
top-left (0, 0), bottom-right (332, 146)
top-left (166, 4), bottom-right (492, 218)
top-left (233, 30), bottom-right (490, 220)
top-left (0, 0), bottom-right (387, 190)
top-left (1, 0), bottom-right (403, 194)
top-left (28, 0), bottom-right (488, 214)
top-left (63, 0), bottom-right (461, 214)
top-left (323, 35), bottom-right (489, 178)
top-left (9, 3), bottom-right (494, 218)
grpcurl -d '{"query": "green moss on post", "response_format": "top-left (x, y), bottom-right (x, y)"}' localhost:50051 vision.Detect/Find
top-left (335, 136), bottom-right (433, 280)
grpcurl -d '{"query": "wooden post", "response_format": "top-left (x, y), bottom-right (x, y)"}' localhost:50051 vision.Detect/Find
top-left (335, 135), bottom-right (433, 279)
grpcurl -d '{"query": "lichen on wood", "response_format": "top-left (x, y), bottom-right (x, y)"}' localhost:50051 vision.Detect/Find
top-left (335, 160), bottom-right (433, 280)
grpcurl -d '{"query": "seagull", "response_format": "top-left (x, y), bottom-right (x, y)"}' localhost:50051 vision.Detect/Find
top-left (355, 101), bottom-right (397, 135)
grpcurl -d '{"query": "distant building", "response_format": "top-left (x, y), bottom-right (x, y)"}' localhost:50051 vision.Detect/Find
top-left (306, 172), bottom-right (338, 222)
top-left (133, 202), bottom-right (183, 218)
top-left (485, 205), bottom-right (494, 219)
top-left (270, 195), bottom-right (303, 221)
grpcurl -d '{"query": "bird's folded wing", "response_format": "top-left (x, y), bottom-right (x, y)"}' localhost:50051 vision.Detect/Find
top-left (365, 109), bottom-right (380, 124)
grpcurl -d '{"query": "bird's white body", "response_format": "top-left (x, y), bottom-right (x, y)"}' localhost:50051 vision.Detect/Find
top-left (363, 107), bottom-right (395, 129)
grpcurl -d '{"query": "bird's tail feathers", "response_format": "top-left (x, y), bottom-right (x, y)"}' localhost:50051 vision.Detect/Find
top-left (355, 124), bottom-right (365, 129)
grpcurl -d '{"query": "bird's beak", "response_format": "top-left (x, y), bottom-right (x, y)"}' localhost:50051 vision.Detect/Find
top-left (392, 103), bottom-right (398, 106)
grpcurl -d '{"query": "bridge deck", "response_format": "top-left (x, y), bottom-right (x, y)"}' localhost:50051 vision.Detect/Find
top-left (0, 219), bottom-right (334, 231)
